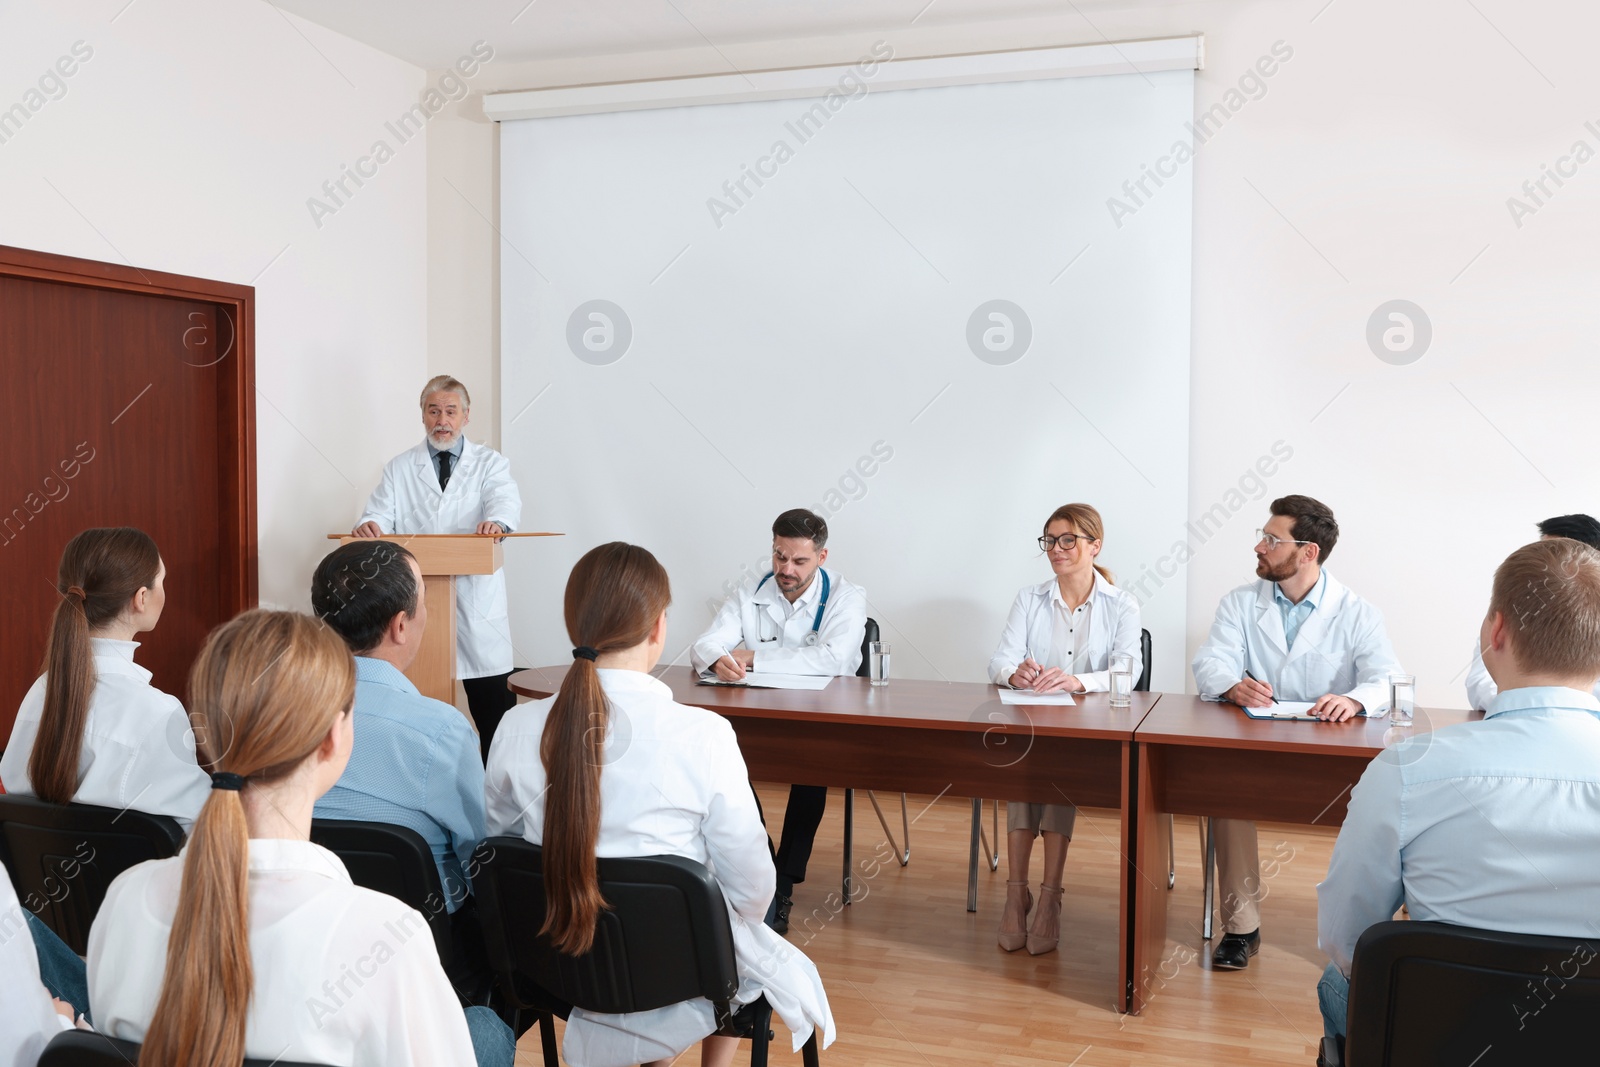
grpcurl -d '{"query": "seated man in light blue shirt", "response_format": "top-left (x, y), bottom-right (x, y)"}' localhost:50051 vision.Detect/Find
top-left (1316, 537), bottom-right (1600, 1043)
top-left (310, 540), bottom-right (487, 919)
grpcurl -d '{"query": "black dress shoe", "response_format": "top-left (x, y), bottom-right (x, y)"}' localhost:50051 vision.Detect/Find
top-left (766, 892), bottom-right (794, 934)
top-left (1211, 929), bottom-right (1261, 970)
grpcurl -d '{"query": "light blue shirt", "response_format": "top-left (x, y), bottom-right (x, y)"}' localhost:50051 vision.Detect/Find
top-left (1317, 686), bottom-right (1600, 975)
top-left (315, 657), bottom-right (487, 912)
top-left (1273, 570), bottom-right (1325, 652)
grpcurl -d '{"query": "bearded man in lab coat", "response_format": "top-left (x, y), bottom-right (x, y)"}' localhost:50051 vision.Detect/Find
top-left (354, 375), bottom-right (523, 759)
top-left (1191, 494), bottom-right (1402, 972)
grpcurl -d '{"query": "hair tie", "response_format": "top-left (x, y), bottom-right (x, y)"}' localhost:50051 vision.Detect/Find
top-left (210, 772), bottom-right (246, 792)
top-left (572, 646), bottom-right (599, 662)
top-left (65, 586), bottom-right (86, 601)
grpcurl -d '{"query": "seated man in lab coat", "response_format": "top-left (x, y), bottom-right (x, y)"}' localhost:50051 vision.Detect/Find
top-left (1317, 537), bottom-right (1600, 1045)
top-left (353, 375), bottom-right (523, 759)
top-left (690, 509), bottom-right (867, 935)
top-left (1464, 513), bottom-right (1600, 710)
top-left (1192, 494), bottom-right (1402, 971)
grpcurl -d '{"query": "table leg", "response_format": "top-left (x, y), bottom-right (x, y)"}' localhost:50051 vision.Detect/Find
top-left (843, 787), bottom-right (854, 905)
top-left (1125, 741), bottom-right (1170, 1014)
top-left (967, 797), bottom-right (981, 912)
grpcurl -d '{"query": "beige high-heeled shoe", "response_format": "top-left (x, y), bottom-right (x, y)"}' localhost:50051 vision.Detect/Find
top-left (998, 879), bottom-right (1033, 952)
top-left (1027, 883), bottom-right (1065, 956)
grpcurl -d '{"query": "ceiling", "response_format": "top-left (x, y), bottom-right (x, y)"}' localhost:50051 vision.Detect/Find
top-left (271, 0), bottom-right (1201, 71)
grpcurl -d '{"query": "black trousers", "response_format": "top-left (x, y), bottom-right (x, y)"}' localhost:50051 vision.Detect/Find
top-left (760, 783), bottom-right (828, 885)
top-left (463, 670), bottom-right (518, 762)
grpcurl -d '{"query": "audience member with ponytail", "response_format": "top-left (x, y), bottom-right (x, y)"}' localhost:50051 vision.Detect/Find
top-left (1, 528), bottom-right (208, 826)
top-left (86, 610), bottom-right (514, 1067)
top-left (485, 542), bottom-right (835, 1067)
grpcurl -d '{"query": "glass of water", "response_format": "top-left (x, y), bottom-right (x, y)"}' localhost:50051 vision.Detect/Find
top-left (1109, 653), bottom-right (1134, 708)
top-left (869, 642), bottom-right (891, 687)
top-left (1389, 673), bottom-right (1416, 727)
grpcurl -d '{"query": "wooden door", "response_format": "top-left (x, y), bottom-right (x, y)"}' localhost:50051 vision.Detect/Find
top-left (0, 246), bottom-right (255, 744)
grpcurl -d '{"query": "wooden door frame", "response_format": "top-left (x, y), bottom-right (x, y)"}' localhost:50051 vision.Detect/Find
top-left (0, 243), bottom-right (257, 613)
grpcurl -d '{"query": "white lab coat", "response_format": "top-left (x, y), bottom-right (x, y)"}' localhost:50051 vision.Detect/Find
top-left (88, 838), bottom-right (476, 1067)
top-left (1, 860), bottom-right (73, 1067)
top-left (1, 639), bottom-right (209, 829)
top-left (988, 573), bottom-right (1142, 691)
top-left (1463, 638), bottom-right (1600, 710)
top-left (1191, 571), bottom-right (1402, 712)
top-left (358, 438), bottom-right (523, 678)
top-left (485, 669), bottom-right (835, 1067)
top-left (689, 568), bottom-right (866, 677)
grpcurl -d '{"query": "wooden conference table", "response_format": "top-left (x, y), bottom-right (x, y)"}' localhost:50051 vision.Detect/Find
top-left (508, 667), bottom-right (1475, 1014)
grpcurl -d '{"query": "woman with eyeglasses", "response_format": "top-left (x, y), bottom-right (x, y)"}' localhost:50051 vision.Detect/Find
top-left (987, 503), bottom-right (1142, 955)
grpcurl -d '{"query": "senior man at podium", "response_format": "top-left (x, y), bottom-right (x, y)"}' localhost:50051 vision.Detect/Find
top-left (354, 375), bottom-right (523, 758)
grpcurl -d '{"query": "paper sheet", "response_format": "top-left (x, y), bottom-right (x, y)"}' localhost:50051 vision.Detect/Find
top-left (998, 689), bottom-right (1077, 706)
top-left (1242, 700), bottom-right (1320, 720)
top-left (697, 673), bottom-right (834, 691)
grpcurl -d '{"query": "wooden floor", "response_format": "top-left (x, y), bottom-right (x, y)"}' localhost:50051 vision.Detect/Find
top-left (515, 785), bottom-right (1335, 1066)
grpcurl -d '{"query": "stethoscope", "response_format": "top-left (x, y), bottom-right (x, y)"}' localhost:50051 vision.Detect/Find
top-left (754, 569), bottom-right (830, 646)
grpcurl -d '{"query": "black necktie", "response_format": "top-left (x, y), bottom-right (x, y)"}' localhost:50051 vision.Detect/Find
top-left (437, 450), bottom-right (453, 490)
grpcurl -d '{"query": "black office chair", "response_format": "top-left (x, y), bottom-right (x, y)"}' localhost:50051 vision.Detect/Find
top-left (842, 617), bottom-right (910, 902)
top-left (0, 795), bottom-right (184, 955)
top-left (40, 1030), bottom-right (327, 1066)
top-left (473, 837), bottom-right (821, 1067)
top-left (1316, 920), bottom-right (1600, 1067)
top-left (966, 628), bottom-right (1155, 908)
top-left (308, 819), bottom-right (454, 968)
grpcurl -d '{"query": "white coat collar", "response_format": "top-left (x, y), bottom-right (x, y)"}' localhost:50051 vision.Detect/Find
top-left (597, 667), bottom-right (673, 700)
top-left (238, 838), bottom-right (353, 883)
top-left (91, 638), bottom-right (151, 683)
top-left (1036, 570), bottom-right (1118, 607)
top-left (1252, 569), bottom-right (1349, 661)
top-left (752, 567), bottom-right (830, 612)
top-left (411, 436), bottom-right (479, 493)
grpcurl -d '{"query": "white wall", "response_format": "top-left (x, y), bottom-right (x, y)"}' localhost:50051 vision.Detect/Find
top-left (439, 1), bottom-right (1600, 707)
top-left (0, 0), bottom-right (430, 612)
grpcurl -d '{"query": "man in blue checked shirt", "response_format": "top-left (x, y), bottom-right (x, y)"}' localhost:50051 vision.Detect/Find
top-left (1316, 537), bottom-right (1600, 1045)
top-left (311, 540), bottom-right (489, 986)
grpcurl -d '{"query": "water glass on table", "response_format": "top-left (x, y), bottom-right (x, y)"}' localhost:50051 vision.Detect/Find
top-left (1389, 673), bottom-right (1416, 727)
top-left (1109, 653), bottom-right (1134, 708)
top-left (869, 642), bottom-right (891, 687)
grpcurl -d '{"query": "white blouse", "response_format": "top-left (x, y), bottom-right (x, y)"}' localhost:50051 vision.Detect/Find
top-left (1, 860), bottom-right (73, 1067)
top-left (485, 668), bottom-right (836, 1067)
top-left (2, 639), bottom-right (209, 828)
top-left (87, 838), bottom-right (476, 1067)
top-left (988, 573), bottom-right (1143, 691)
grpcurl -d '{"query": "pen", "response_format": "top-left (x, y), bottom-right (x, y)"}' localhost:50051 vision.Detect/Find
top-left (1243, 670), bottom-right (1278, 704)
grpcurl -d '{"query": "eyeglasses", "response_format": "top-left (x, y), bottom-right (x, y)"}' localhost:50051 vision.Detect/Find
top-left (1255, 529), bottom-right (1314, 551)
top-left (1039, 533), bottom-right (1096, 552)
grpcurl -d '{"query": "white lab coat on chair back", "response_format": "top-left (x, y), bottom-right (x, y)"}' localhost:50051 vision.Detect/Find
top-left (357, 438), bottom-right (522, 679)
top-left (1191, 571), bottom-right (1402, 711)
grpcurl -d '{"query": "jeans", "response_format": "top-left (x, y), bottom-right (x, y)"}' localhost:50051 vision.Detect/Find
top-left (465, 1004), bottom-right (517, 1067)
top-left (28, 913), bottom-right (90, 1026)
top-left (1318, 962), bottom-right (1350, 1041)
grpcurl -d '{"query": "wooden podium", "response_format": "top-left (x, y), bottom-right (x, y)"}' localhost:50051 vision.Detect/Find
top-left (329, 532), bottom-right (560, 706)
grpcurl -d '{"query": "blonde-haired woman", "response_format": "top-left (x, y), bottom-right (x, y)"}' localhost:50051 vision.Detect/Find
top-left (486, 542), bottom-right (834, 1067)
top-left (988, 504), bottom-right (1142, 954)
top-left (2, 528), bottom-right (208, 825)
top-left (87, 610), bottom-right (513, 1067)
